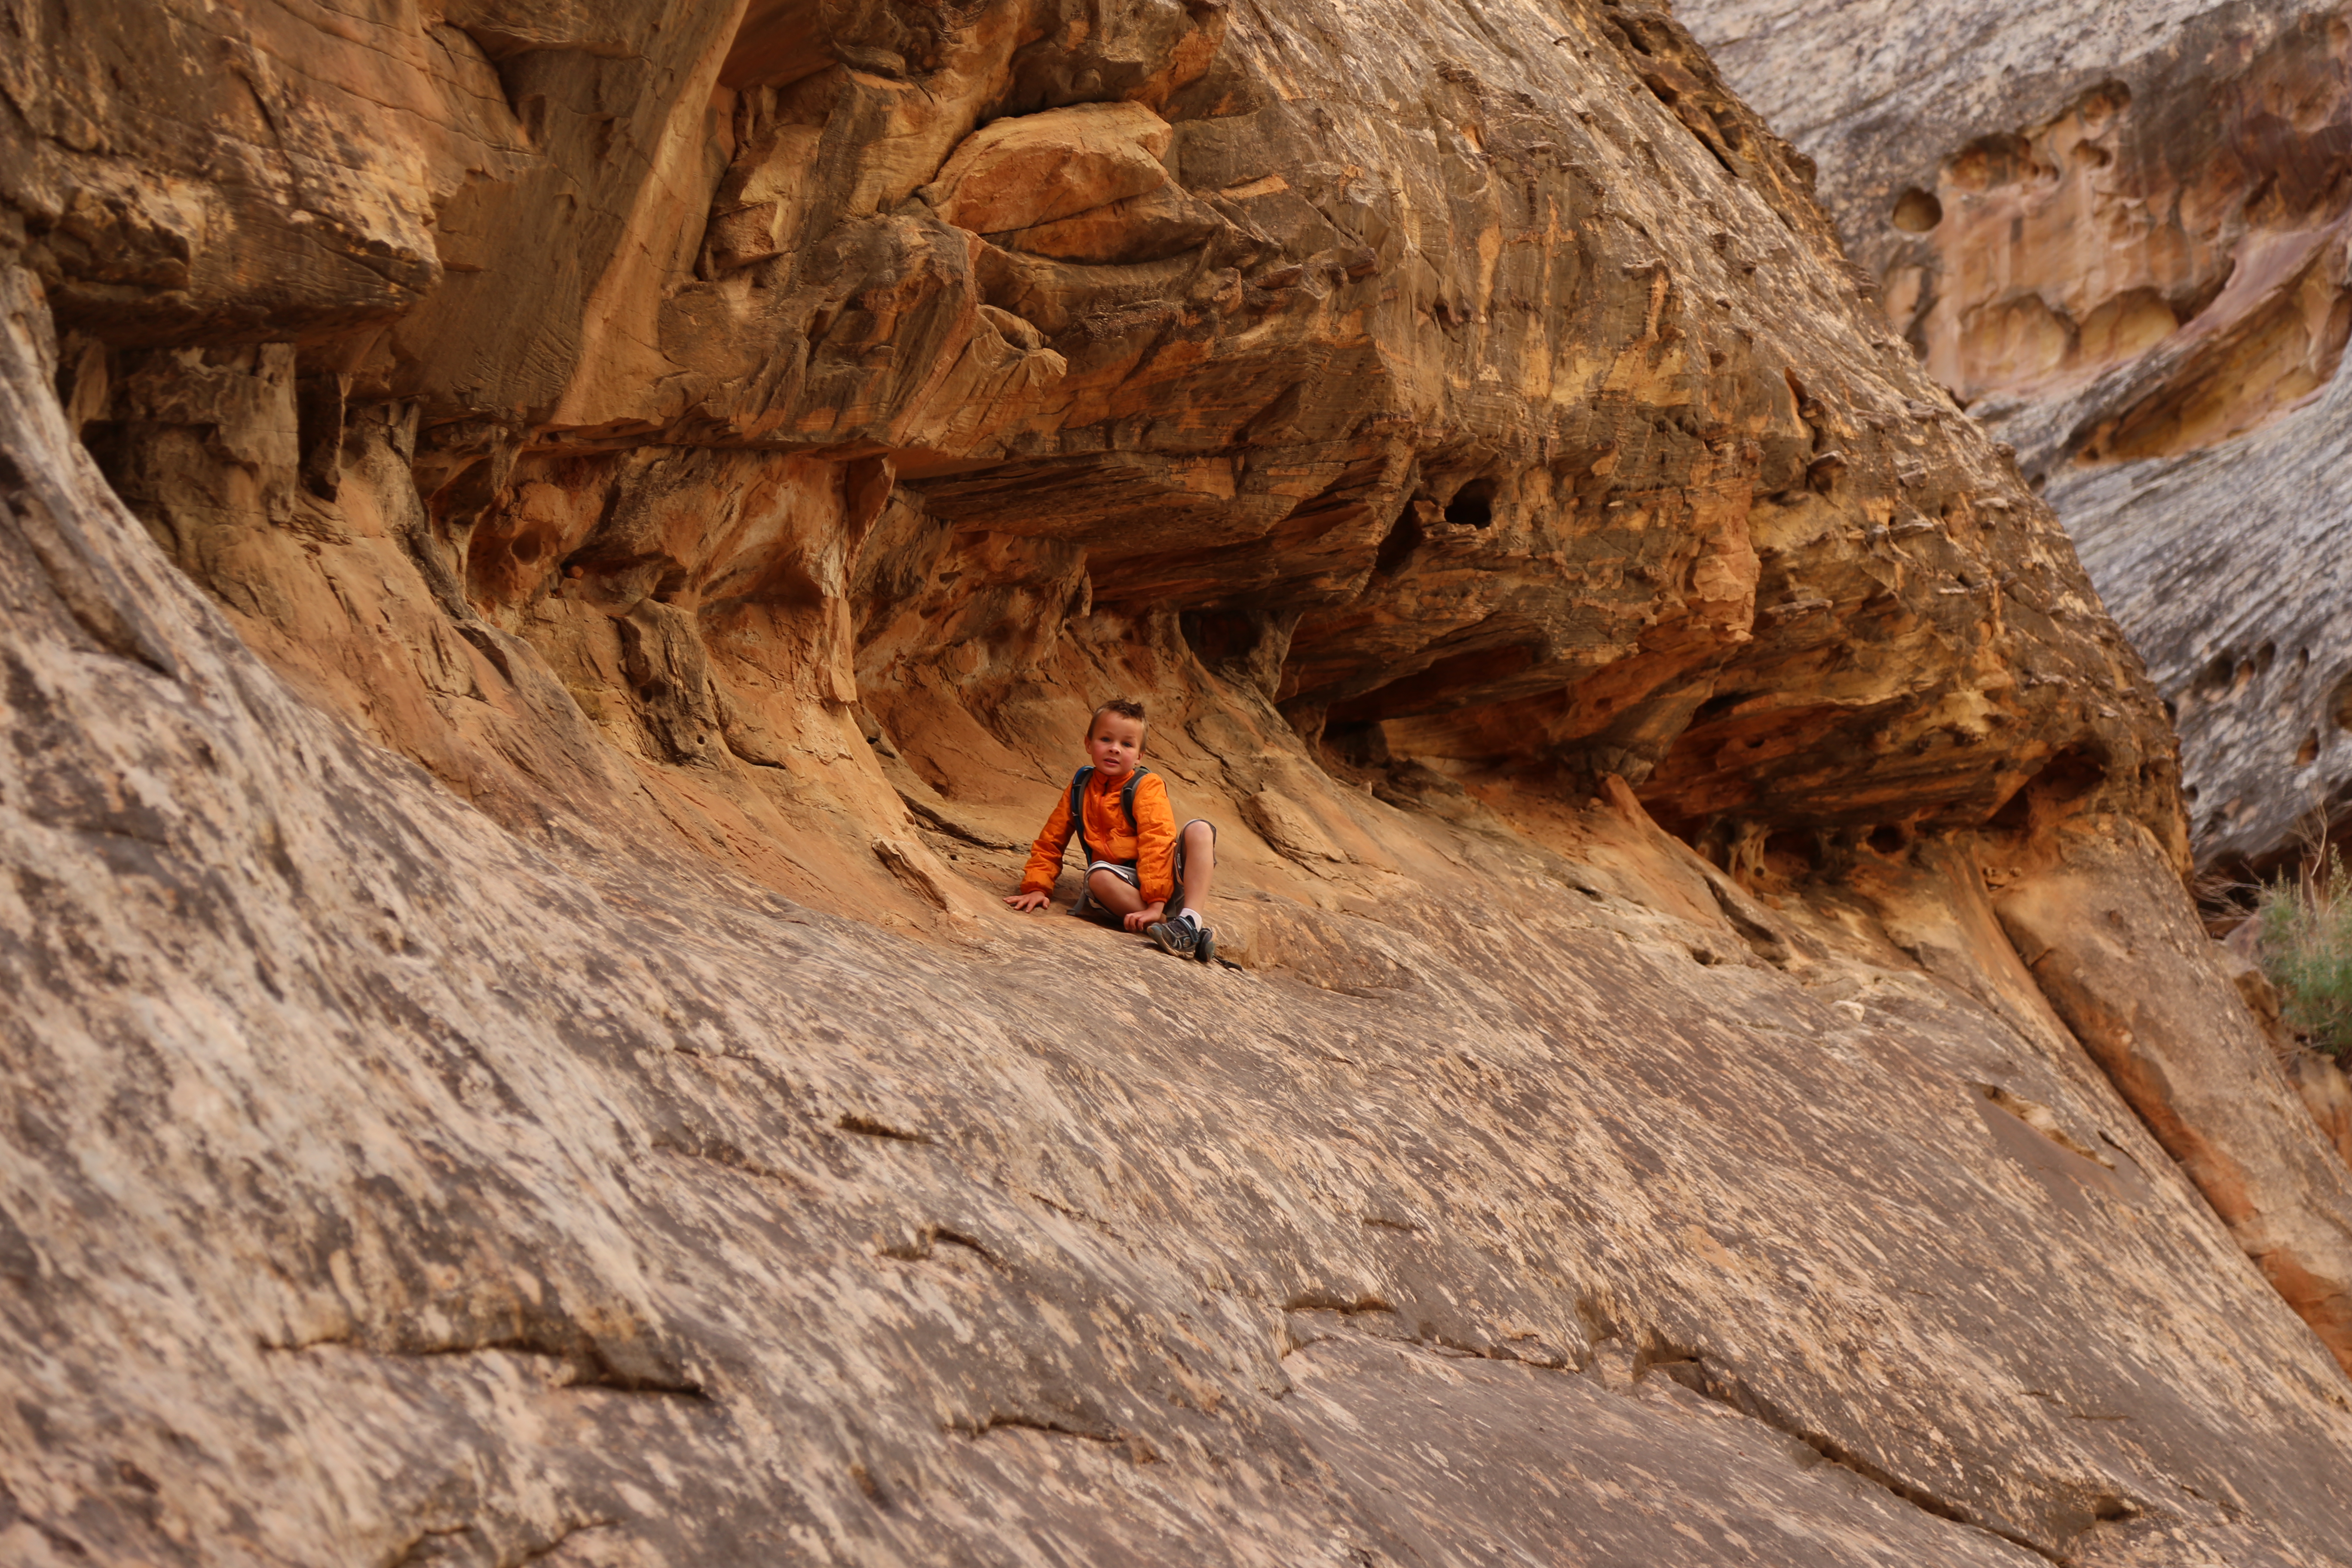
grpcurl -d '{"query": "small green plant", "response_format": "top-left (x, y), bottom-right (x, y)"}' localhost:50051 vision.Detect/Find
top-left (2258, 847), bottom-right (2352, 1060)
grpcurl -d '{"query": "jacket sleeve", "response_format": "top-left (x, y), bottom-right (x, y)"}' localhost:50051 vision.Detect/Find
top-left (1133, 772), bottom-right (1180, 906)
top-left (1018, 787), bottom-right (1075, 895)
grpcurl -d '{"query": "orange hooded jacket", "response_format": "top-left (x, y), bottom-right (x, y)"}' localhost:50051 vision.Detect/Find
top-left (1019, 769), bottom-right (1180, 906)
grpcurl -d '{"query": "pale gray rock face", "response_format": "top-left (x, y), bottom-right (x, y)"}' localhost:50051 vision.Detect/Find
top-left (1681, 0), bottom-right (2352, 876)
top-left (1681, 0), bottom-right (2337, 223)
top-left (2053, 363), bottom-right (2352, 875)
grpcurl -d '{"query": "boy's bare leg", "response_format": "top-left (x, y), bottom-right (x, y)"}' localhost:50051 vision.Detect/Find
top-left (1088, 867), bottom-right (1146, 919)
top-left (1177, 821), bottom-right (1216, 915)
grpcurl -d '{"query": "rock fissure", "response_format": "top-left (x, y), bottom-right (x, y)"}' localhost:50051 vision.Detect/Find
top-left (835, 1112), bottom-right (932, 1144)
top-left (258, 1335), bottom-right (713, 1402)
top-left (515, 1521), bottom-right (622, 1565)
top-left (1632, 1347), bottom-right (2075, 1564)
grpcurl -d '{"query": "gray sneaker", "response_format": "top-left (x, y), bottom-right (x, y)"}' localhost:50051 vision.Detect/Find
top-left (1146, 918), bottom-right (1197, 959)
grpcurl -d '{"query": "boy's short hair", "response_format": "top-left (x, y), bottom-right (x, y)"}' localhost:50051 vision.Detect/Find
top-left (1092, 697), bottom-right (1147, 729)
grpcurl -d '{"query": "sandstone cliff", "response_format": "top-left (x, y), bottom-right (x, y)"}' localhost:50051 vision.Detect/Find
top-left (1679, 0), bottom-right (2352, 881)
top-left (6, 1), bottom-right (2352, 1564)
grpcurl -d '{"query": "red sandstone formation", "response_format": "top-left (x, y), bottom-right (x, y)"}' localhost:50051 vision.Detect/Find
top-left (5, 1), bottom-right (2352, 1563)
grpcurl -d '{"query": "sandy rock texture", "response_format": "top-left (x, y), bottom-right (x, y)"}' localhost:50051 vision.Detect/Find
top-left (6, 0), bottom-right (2352, 1563)
top-left (1678, 0), bottom-right (2352, 877)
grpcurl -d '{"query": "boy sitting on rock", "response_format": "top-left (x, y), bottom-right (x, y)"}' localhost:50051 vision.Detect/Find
top-left (1004, 698), bottom-right (1219, 963)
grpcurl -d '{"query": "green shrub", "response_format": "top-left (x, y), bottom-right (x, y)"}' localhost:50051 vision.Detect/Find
top-left (2258, 848), bottom-right (2352, 1060)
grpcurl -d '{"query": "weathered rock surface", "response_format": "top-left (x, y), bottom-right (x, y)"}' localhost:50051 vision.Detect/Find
top-left (1678, 0), bottom-right (2352, 877)
top-left (2055, 372), bottom-right (2352, 879)
top-left (5, 1), bottom-right (2352, 1564)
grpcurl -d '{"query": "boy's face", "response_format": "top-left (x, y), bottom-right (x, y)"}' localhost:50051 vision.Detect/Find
top-left (1087, 712), bottom-right (1145, 778)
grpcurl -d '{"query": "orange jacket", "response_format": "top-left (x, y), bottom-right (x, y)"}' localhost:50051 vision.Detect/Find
top-left (1020, 769), bottom-right (1180, 905)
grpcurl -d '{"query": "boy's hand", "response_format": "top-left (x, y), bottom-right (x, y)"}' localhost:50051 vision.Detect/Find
top-left (1123, 901), bottom-right (1166, 933)
top-left (1005, 891), bottom-right (1051, 912)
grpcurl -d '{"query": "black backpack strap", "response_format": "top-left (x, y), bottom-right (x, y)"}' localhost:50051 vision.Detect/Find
top-left (1119, 765), bottom-right (1153, 832)
top-left (1069, 766), bottom-right (1096, 864)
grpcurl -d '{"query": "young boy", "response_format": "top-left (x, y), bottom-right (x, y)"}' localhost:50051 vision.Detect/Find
top-left (1004, 698), bottom-right (1219, 963)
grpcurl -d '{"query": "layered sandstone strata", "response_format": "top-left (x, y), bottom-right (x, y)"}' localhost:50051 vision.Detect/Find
top-left (5, 1), bottom-right (2352, 1564)
top-left (1681, 0), bottom-right (2352, 878)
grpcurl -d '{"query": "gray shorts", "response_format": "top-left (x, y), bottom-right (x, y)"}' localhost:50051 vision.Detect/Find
top-left (1072, 819), bottom-right (1214, 927)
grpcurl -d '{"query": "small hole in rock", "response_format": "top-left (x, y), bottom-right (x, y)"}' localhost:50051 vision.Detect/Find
top-left (1692, 689), bottom-right (1751, 725)
top-left (2035, 744), bottom-right (2108, 802)
top-left (1868, 824), bottom-right (1905, 855)
top-left (1372, 507), bottom-right (1425, 577)
top-left (1446, 478), bottom-right (1496, 528)
top-left (1764, 829), bottom-right (1820, 877)
top-left (1891, 187), bottom-right (1944, 232)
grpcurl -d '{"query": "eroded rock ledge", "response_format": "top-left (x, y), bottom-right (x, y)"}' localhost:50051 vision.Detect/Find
top-left (4, 1), bottom-right (2352, 1564)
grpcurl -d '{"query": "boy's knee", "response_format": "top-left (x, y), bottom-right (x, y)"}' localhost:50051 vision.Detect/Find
top-left (1184, 819), bottom-right (1216, 853)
